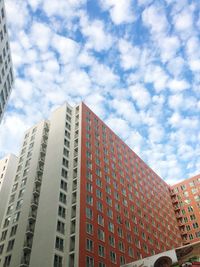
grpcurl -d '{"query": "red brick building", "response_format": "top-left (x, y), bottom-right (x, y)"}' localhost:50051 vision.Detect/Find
top-left (79, 103), bottom-right (182, 266)
top-left (170, 174), bottom-right (200, 247)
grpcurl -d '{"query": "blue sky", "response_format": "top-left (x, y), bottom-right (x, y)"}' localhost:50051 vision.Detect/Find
top-left (0, 0), bottom-right (200, 184)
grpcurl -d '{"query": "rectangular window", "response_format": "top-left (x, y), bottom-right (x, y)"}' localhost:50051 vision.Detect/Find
top-left (110, 251), bottom-right (116, 263)
top-left (86, 223), bottom-right (93, 235)
top-left (10, 225), bottom-right (17, 237)
top-left (3, 255), bottom-right (11, 267)
top-left (54, 254), bottom-right (62, 267)
top-left (86, 207), bottom-right (93, 220)
top-left (98, 245), bottom-right (105, 257)
top-left (59, 192), bottom-right (67, 204)
top-left (86, 239), bottom-right (93, 251)
top-left (7, 239), bottom-right (15, 252)
top-left (58, 206), bottom-right (66, 218)
top-left (60, 180), bottom-right (67, 191)
top-left (57, 221), bottom-right (65, 234)
top-left (86, 256), bottom-right (94, 267)
top-left (98, 229), bottom-right (105, 241)
top-left (55, 236), bottom-right (64, 251)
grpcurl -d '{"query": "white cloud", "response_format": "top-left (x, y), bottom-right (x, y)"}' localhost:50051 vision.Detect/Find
top-left (110, 98), bottom-right (139, 123)
top-left (129, 84), bottom-right (151, 108)
top-left (80, 16), bottom-right (113, 52)
top-left (99, 0), bottom-right (135, 25)
top-left (148, 125), bottom-right (164, 143)
top-left (144, 65), bottom-right (169, 92)
top-left (173, 8), bottom-right (193, 32)
top-left (168, 79), bottom-right (190, 91)
top-left (106, 117), bottom-right (130, 140)
top-left (167, 57), bottom-right (185, 77)
top-left (51, 34), bottom-right (80, 64)
top-left (159, 35), bottom-right (180, 62)
top-left (30, 22), bottom-right (52, 52)
top-left (142, 4), bottom-right (169, 34)
top-left (118, 39), bottom-right (141, 70)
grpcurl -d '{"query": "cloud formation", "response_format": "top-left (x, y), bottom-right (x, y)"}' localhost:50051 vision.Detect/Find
top-left (0, 0), bottom-right (199, 185)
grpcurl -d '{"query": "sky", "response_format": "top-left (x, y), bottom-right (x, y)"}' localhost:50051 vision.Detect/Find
top-left (0, 0), bottom-right (199, 184)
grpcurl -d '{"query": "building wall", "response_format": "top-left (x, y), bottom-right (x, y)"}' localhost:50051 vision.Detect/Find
top-left (0, 0), bottom-right (14, 122)
top-left (78, 103), bottom-right (182, 267)
top-left (0, 154), bottom-right (18, 226)
top-left (0, 120), bottom-right (49, 267)
top-left (171, 174), bottom-right (200, 245)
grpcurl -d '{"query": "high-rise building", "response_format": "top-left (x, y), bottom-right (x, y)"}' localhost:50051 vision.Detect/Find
top-left (170, 174), bottom-right (200, 246)
top-left (0, 102), bottom-right (182, 267)
top-left (0, 0), bottom-right (14, 122)
top-left (0, 154), bottom-right (18, 227)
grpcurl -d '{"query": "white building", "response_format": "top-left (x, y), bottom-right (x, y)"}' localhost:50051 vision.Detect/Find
top-left (0, 154), bottom-right (18, 227)
top-left (0, 0), bottom-right (14, 122)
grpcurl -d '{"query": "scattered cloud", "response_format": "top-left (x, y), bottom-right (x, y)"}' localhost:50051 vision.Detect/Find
top-left (1, 0), bottom-right (199, 185)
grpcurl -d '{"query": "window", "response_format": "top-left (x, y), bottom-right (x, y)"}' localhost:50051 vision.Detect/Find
top-left (3, 255), bottom-right (11, 267)
top-left (0, 244), bottom-right (4, 255)
top-left (54, 255), bottom-right (62, 267)
top-left (86, 239), bottom-right (93, 251)
top-left (13, 212), bottom-right (20, 223)
top-left (86, 207), bottom-right (93, 220)
top-left (96, 189), bottom-right (102, 199)
top-left (110, 251), bottom-right (116, 263)
top-left (60, 180), bottom-right (67, 191)
top-left (61, 168), bottom-right (68, 179)
top-left (86, 195), bottom-right (93, 206)
top-left (58, 206), bottom-right (66, 218)
top-left (86, 183), bottom-right (93, 193)
top-left (1, 230), bottom-right (7, 241)
top-left (7, 239), bottom-right (15, 252)
top-left (55, 237), bottom-right (64, 251)
top-left (109, 235), bottom-right (115, 247)
top-left (59, 192), bottom-right (67, 204)
top-left (10, 225), bottom-right (17, 237)
top-left (86, 256), bottom-right (94, 267)
top-left (108, 222), bottom-right (114, 233)
top-left (120, 256), bottom-right (125, 265)
top-left (57, 221), bottom-right (65, 234)
top-left (188, 206), bottom-right (193, 212)
top-left (98, 245), bottom-right (105, 257)
top-left (190, 214), bottom-right (196, 220)
top-left (97, 201), bottom-right (103, 212)
top-left (86, 223), bottom-right (93, 235)
top-left (193, 222), bottom-right (199, 229)
top-left (97, 214), bottom-right (104, 226)
top-left (16, 200), bottom-right (23, 210)
top-left (4, 217), bottom-right (11, 228)
top-left (189, 234), bottom-right (193, 240)
top-left (98, 229), bottom-right (105, 241)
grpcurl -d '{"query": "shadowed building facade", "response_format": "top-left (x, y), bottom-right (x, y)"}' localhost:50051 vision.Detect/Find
top-left (0, 0), bottom-right (14, 123)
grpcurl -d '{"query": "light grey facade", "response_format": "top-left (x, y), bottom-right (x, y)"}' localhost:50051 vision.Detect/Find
top-left (0, 103), bottom-right (81, 267)
top-left (0, 154), bottom-right (18, 227)
top-left (0, 0), bottom-right (14, 122)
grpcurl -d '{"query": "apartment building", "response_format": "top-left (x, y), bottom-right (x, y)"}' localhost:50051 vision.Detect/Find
top-left (0, 102), bottom-right (182, 267)
top-left (0, 0), bottom-right (14, 122)
top-left (170, 174), bottom-right (200, 246)
top-left (0, 154), bottom-right (18, 226)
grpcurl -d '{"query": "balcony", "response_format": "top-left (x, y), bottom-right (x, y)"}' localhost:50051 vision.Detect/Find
top-left (176, 212), bottom-right (182, 219)
top-left (35, 175), bottom-right (42, 185)
top-left (172, 197), bottom-right (178, 203)
top-left (33, 187), bottom-right (40, 196)
top-left (180, 230), bottom-right (187, 236)
top-left (28, 211), bottom-right (37, 222)
top-left (26, 224), bottom-right (34, 236)
top-left (174, 204), bottom-right (180, 211)
top-left (31, 198), bottom-right (39, 209)
top-left (170, 190), bottom-right (176, 196)
top-left (37, 165), bottom-right (44, 174)
top-left (23, 241), bottom-right (32, 251)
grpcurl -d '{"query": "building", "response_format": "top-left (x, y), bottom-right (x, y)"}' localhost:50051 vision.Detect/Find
top-left (0, 102), bottom-right (182, 267)
top-left (0, 0), bottom-right (14, 122)
top-left (170, 174), bottom-right (200, 247)
top-left (0, 154), bottom-right (18, 227)
top-left (121, 240), bottom-right (200, 267)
